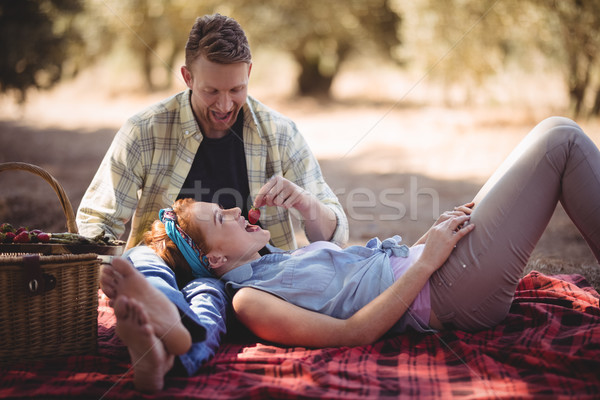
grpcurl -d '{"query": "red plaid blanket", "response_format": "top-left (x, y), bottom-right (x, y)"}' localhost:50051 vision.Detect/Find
top-left (1, 271), bottom-right (599, 399)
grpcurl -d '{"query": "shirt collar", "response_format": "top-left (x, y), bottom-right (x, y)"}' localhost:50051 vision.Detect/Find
top-left (180, 89), bottom-right (200, 137)
top-left (221, 262), bottom-right (253, 283)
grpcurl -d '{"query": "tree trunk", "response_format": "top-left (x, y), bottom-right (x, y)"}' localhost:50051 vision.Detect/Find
top-left (566, 51), bottom-right (591, 119)
top-left (591, 86), bottom-right (600, 116)
top-left (295, 55), bottom-right (335, 97)
top-left (142, 45), bottom-right (156, 92)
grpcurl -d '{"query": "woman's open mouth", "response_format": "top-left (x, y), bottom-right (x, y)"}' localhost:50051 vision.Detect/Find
top-left (245, 221), bottom-right (260, 232)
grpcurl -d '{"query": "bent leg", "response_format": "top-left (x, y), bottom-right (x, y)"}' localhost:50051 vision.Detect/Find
top-left (431, 117), bottom-right (600, 331)
top-left (124, 246), bottom-right (228, 376)
top-left (100, 258), bottom-right (192, 355)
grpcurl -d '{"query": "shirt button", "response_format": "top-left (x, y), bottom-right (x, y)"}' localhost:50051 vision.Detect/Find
top-left (195, 134), bottom-right (200, 140)
top-left (187, 158), bottom-right (192, 163)
top-left (185, 130), bottom-right (190, 135)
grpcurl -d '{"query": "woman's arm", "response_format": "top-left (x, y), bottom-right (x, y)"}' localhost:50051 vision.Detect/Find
top-left (233, 214), bottom-right (474, 347)
top-left (233, 259), bottom-right (434, 347)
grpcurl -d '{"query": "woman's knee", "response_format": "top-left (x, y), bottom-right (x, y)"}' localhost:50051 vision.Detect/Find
top-left (529, 116), bottom-right (589, 152)
top-left (538, 116), bottom-right (578, 130)
top-left (536, 116), bottom-right (583, 139)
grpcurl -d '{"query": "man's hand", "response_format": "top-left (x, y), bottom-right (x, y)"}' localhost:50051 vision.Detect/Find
top-left (254, 176), bottom-right (337, 242)
top-left (254, 176), bottom-right (309, 211)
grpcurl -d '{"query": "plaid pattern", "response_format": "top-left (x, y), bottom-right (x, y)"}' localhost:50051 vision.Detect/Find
top-left (76, 90), bottom-right (348, 250)
top-left (1, 271), bottom-right (598, 399)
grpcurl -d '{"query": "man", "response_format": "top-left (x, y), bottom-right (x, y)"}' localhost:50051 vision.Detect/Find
top-left (77, 14), bottom-right (347, 251)
top-left (77, 13), bottom-right (348, 390)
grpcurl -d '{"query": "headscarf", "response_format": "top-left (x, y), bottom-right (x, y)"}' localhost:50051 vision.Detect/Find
top-left (159, 208), bottom-right (213, 278)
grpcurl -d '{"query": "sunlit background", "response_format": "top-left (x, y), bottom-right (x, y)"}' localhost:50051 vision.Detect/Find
top-left (1, 0), bottom-right (600, 284)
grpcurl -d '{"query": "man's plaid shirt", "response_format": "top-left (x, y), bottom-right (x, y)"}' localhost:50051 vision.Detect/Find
top-left (76, 89), bottom-right (348, 250)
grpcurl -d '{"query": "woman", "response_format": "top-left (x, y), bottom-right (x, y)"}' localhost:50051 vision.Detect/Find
top-left (143, 116), bottom-right (600, 347)
top-left (100, 116), bottom-right (600, 391)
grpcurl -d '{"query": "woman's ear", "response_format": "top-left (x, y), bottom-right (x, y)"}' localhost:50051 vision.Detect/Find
top-left (207, 253), bottom-right (226, 269)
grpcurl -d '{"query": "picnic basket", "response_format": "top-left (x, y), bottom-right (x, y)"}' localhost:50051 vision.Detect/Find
top-left (0, 162), bottom-right (119, 363)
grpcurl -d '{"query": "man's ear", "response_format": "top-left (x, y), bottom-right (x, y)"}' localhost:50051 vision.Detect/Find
top-left (207, 253), bottom-right (226, 269)
top-left (248, 62), bottom-right (252, 78)
top-left (181, 65), bottom-right (193, 89)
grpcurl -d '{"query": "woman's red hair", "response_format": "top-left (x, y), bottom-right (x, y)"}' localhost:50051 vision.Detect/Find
top-left (143, 198), bottom-right (211, 287)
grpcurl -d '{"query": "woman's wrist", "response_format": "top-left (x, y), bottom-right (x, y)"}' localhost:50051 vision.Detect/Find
top-left (410, 258), bottom-right (439, 277)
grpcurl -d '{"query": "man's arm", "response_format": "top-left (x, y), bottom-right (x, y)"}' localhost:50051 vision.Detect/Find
top-left (77, 122), bottom-right (143, 241)
top-left (244, 96), bottom-right (348, 247)
top-left (253, 175), bottom-right (339, 242)
top-left (267, 122), bottom-right (348, 245)
top-left (283, 137), bottom-right (348, 245)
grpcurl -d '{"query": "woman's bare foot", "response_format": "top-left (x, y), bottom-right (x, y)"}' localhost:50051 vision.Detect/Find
top-left (100, 258), bottom-right (192, 355)
top-left (114, 295), bottom-right (174, 393)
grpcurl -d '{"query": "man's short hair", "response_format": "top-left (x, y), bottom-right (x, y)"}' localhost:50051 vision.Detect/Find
top-left (185, 14), bottom-right (252, 67)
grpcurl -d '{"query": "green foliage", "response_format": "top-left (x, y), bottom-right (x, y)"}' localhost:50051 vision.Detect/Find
top-left (533, 0), bottom-right (600, 116)
top-left (3, 0), bottom-right (600, 111)
top-left (416, 0), bottom-right (545, 94)
top-left (0, 0), bottom-right (83, 102)
top-left (420, 0), bottom-right (600, 116)
top-left (90, 0), bottom-right (402, 96)
top-left (228, 0), bottom-right (402, 96)
top-left (97, 0), bottom-right (220, 91)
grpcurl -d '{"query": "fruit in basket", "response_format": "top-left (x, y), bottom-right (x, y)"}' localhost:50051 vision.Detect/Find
top-left (0, 224), bottom-right (52, 244)
top-left (0, 223), bottom-right (15, 233)
top-left (0, 223), bottom-right (124, 246)
top-left (13, 231), bottom-right (31, 243)
top-left (3, 232), bottom-right (16, 243)
top-left (49, 231), bottom-right (125, 246)
top-left (37, 232), bottom-right (50, 243)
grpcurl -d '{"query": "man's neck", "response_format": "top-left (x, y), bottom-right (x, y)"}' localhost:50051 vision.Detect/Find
top-left (202, 128), bottom-right (229, 139)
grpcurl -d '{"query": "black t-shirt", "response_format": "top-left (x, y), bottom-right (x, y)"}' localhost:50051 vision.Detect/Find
top-left (178, 110), bottom-right (252, 218)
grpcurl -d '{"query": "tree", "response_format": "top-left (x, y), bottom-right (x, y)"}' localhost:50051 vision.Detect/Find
top-left (0, 0), bottom-right (84, 102)
top-left (416, 0), bottom-right (541, 102)
top-left (229, 0), bottom-right (402, 97)
top-left (531, 0), bottom-right (600, 117)
top-left (419, 0), bottom-right (600, 116)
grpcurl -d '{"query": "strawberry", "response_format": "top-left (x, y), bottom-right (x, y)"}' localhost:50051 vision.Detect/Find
top-left (37, 232), bottom-right (50, 243)
top-left (0, 223), bottom-right (14, 233)
top-left (248, 206), bottom-right (261, 225)
top-left (13, 231), bottom-right (31, 243)
top-left (15, 227), bottom-right (27, 235)
top-left (29, 232), bottom-right (40, 243)
top-left (4, 232), bottom-right (16, 243)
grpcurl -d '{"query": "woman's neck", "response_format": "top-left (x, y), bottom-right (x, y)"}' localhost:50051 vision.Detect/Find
top-left (213, 252), bottom-right (262, 278)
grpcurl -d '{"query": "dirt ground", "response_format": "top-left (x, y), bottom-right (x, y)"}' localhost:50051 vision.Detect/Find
top-left (1, 76), bottom-right (599, 290)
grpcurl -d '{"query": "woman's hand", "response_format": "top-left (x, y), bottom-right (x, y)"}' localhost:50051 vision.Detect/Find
top-left (414, 202), bottom-right (474, 246)
top-left (433, 202), bottom-right (474, 226)
top-left (417, 213), bottom-right (474, 274)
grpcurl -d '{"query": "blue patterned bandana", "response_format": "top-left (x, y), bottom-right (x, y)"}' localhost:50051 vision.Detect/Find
top-left (159, 208), bottom-right (213, 278)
